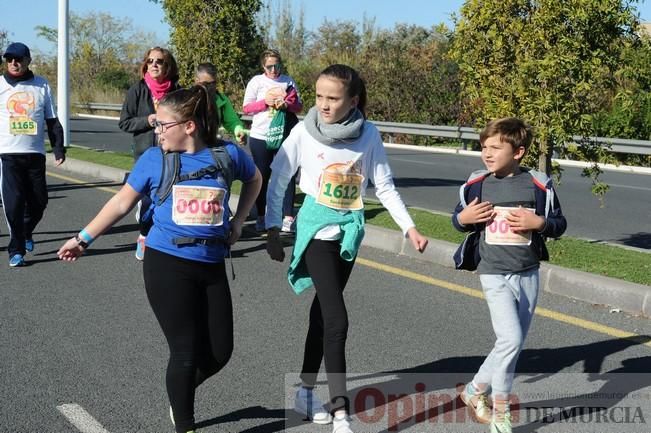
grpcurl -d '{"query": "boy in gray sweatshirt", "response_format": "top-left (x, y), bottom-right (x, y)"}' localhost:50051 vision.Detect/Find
top-left (452, 117), bottom-right (567, 433)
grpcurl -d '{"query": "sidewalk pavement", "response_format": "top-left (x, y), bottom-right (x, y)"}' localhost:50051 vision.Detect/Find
top-left (46, 155), bottom-right (651, 318)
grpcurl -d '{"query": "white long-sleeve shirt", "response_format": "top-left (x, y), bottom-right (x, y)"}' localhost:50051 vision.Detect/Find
top-left (0, 75), bottom-right (56, 154)
top-left (266, 121), bottom-right (415, 239)
top-left (242, 74), bottom-right (298, 140)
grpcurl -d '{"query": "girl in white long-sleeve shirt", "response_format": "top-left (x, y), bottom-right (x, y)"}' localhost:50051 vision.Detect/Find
top-left (265, 64), bottom-right (428, 433)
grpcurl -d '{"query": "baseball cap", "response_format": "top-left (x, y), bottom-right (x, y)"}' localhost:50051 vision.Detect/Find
top-left (3, 42), bottom-right (31, 59)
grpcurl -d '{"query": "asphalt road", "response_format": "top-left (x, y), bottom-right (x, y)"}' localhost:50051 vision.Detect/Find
top-left (372, 149), bottom-right (651, 250)
top-left (69, 116), bottom-right (651, 250)
top-left (1, 166), bottom-right (651, 433)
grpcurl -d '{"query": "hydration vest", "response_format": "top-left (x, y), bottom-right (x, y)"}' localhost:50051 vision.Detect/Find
top-left (140, 144), bottom-right (234, 247)
top-left (156, 144), bottom-right (233, 206)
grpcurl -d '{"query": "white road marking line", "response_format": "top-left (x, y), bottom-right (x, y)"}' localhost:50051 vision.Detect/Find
top-left (607, 183), bottom-right (651, 192)
top-left (57, 404), bottom-right (111, 433)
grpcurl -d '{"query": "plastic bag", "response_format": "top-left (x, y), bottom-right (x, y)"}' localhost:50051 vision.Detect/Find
top-left (266, 109), bottom-right (286, 150)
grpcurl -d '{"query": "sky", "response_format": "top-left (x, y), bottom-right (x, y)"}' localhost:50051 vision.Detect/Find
top-left (4, 0), bottom-right (651, 55)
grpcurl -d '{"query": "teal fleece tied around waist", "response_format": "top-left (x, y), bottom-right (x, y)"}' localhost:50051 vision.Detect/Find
top-left (288, 195), bottom-right (365, 294)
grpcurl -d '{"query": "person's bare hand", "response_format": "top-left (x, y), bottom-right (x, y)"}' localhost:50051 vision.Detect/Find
top-left (406, 227), bottom-right (428, 253)
top-left (57, 237), bottom-right (85, 261)
top-left (458, 198), bottom-right (495, 226)
top-left (505, 207), bottom-right (545, 234)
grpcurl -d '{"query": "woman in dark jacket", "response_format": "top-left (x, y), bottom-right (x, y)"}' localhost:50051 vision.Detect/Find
top-left (120, 47), bottom-right (180, 161)
top-left (119, 47), bottom-right (180, 260)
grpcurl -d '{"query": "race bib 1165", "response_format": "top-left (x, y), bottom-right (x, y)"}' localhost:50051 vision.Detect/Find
top-left (9, 116), bottom-right (37, 135)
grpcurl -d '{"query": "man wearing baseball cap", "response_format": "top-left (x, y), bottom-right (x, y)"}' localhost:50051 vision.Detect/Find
top-left (1, 42), bottom-right (66, 267)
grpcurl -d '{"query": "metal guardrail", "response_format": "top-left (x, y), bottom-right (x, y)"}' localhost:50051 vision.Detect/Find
top-left (75, 102), bottom-right (651, 156)
top-left (76, 102), bottom-right (123, 111)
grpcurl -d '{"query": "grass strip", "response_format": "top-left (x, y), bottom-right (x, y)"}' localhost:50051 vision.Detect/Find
top-left (55, 146), bottom-right (651, 287)
top-left (57, 145), bottom-right (134, 171)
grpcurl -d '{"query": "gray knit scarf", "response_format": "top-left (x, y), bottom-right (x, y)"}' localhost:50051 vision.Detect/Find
top-left (303, 106), bottom-right (365, 145)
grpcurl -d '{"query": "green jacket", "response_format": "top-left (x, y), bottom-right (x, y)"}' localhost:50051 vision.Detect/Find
top-left (288, 195), bottom-right (365, 294)
top-left (216, 92), bottom-right (244, 135)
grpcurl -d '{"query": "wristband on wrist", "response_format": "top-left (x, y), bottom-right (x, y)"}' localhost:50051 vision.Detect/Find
top-left (76, 229), bottom-right (94, 248)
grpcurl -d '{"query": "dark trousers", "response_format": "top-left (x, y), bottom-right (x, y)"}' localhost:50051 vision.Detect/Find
top-left (248, 136), bottom-right (296, 217)
top-left (300, 239), bottom-right (356, 413)
top-left (143, 248), bottom-right (234, 433)
top-left (0, 153), bottom-right (48, 257)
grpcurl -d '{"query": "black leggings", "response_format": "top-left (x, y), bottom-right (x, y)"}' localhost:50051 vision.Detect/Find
top-left (143, 248), bottom-right (233, 433)
top-left (248, 136), bottom-right (296, 217)
top-left (300, 239), bottom-right (356, 413)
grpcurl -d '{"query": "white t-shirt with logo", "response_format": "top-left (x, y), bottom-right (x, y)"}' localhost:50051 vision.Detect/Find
top-left (0, 75), bottom-right (56, 155)
top-left (243, 74), bottom-right (299, 140)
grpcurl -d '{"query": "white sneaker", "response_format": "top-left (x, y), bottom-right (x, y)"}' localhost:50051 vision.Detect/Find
top-left (294, 387), bottom-right (332, 425)
top-left (332, 414), bottom-right (354, 433)
top-left (281, 216), bottom-right (295, 233)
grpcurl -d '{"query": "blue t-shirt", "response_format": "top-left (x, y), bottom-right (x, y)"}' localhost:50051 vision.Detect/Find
top-left (127, 143), bottom-right (256, 263)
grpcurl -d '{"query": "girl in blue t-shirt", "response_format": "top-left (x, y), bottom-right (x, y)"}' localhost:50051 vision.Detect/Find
top-left (57, 85), bottom-right (262, 433)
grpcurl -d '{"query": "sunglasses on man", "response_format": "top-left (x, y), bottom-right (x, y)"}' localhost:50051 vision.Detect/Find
top-left (4, 56), bottom-right (25, 63)
top-left (264, 63), bottom-right (281, 71)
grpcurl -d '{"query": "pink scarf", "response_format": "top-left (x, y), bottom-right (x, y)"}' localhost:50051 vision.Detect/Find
top-left (144, 72), bottom-right (173, 102)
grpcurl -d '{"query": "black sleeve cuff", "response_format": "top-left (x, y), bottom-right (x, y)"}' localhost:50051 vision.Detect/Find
top-left (46, 117), bottom-right (65, 151)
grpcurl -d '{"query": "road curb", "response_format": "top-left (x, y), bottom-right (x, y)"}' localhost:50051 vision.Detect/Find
top-left (47, 154), bottom-right (128, 183)
top-left (363, 225), bottom-right (651, 318)
top-left (47, 156), bottom-right (651, 318)
top-left (540, 264), bottom-right (651, 317)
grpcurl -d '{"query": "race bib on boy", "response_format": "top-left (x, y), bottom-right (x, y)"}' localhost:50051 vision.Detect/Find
top-left (485, 206), bottom-right (534, 246)
top-left (172, 185), bottom-right (226, 226)
top-left (9, 116), bottom-right (37, 135)
top-left (317, 164), bottom-right (364, 211)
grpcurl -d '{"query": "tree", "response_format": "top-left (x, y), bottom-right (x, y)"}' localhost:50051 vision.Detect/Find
top-left (152, 0), bottom-right (265, 92)
top-left (449, 0), bottom-right (642, 195)
top-left (36, 12), bottom-right (159, 102)
top-left (260, 0), bottom-right (307, 61)
top-left (592, 34), bottom-right (651, 138)
top-left (310, 20), bottom-right (361, 66)
top-left (0, 29), bottom-right (8, 54)
top-left (360, 23), bottom-right (460, 129)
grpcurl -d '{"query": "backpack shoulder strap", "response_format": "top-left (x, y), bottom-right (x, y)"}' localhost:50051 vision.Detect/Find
top-left (524, 167), bottom-right (550, 191)
top-left (155, 145), bottom-right (233, 206)
top-left (459, 169), bottom-right (490, 208)
top-left (156, 150), bottom-right (180, 205)
top-left (209, 144), bottom-right (234, 190)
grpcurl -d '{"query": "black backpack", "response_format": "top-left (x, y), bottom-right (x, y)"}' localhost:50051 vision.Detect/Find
top-left (155, 144), bottom-right (233, 206)
top-left (139, 144), bottom-right (234, 240)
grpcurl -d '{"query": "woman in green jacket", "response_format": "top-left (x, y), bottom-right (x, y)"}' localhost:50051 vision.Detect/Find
top-left (195, 63), bottom-right (247, 144)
